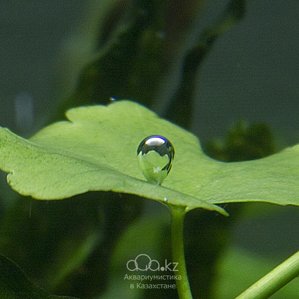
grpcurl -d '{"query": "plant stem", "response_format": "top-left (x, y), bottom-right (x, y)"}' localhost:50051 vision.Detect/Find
top-left (236, 251), bottom-right (299, 299)
top-left (170, 205), bottom-right (193, 299)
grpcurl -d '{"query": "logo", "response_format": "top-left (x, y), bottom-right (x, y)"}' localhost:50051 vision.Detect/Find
top-left (126, 253), bottom-right (178, 272)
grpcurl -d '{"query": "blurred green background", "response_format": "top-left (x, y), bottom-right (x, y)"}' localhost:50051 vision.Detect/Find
top-left (0, 1), bottom-right (298, 298)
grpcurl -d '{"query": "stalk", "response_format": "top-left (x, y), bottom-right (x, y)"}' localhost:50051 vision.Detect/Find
top-left (236, 251), bottom-right (299, 299)
top-left (170, 205), bottom-right (193, 299)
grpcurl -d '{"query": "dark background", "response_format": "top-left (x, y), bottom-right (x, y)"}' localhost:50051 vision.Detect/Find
top-left (1, 1), bottom-right (298, 141)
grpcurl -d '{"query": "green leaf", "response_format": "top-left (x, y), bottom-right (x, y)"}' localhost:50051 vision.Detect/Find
top-left (0, 101), bottom-right (298, 214)
top-left (0, 254), bottom-right (78, 299)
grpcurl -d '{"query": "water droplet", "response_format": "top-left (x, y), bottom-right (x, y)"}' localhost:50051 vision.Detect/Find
top-left (137, 135), bottom-right (174, 185)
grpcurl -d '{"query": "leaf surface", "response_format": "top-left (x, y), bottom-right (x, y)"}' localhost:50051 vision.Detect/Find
top-left (0, 101), bottom-right (298, 214)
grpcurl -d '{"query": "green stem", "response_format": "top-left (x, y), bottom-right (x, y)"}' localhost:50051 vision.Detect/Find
top-left (236, 251), bottom-right (299, 299)
top-left (170, 206), bottom-right (193, 299)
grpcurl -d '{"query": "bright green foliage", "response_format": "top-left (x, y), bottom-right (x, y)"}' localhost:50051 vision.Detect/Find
top-left (0, 101), bottom-right (298, 215)
top-left (0, 254), bottom-right (78, 299)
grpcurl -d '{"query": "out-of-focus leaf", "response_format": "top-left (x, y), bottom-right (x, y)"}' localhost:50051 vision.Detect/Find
top-left (0, 254), bottom-right (78, 299)
top-left (0, 193), bottom-right (141, 298)
top-left (0, 196), bottom-right (102, 288)
top-left (204, 121), bottom-right (275, 162)
top-left (165, 0), bottom-right (246, 127)
top-left (101, 210), bottom-right (171, 299)
top-left (58, 0), bottom-right (200, 116)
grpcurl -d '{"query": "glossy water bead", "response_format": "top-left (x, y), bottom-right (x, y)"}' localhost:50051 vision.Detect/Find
top-left (137, 135), bottom-right (174, 185)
